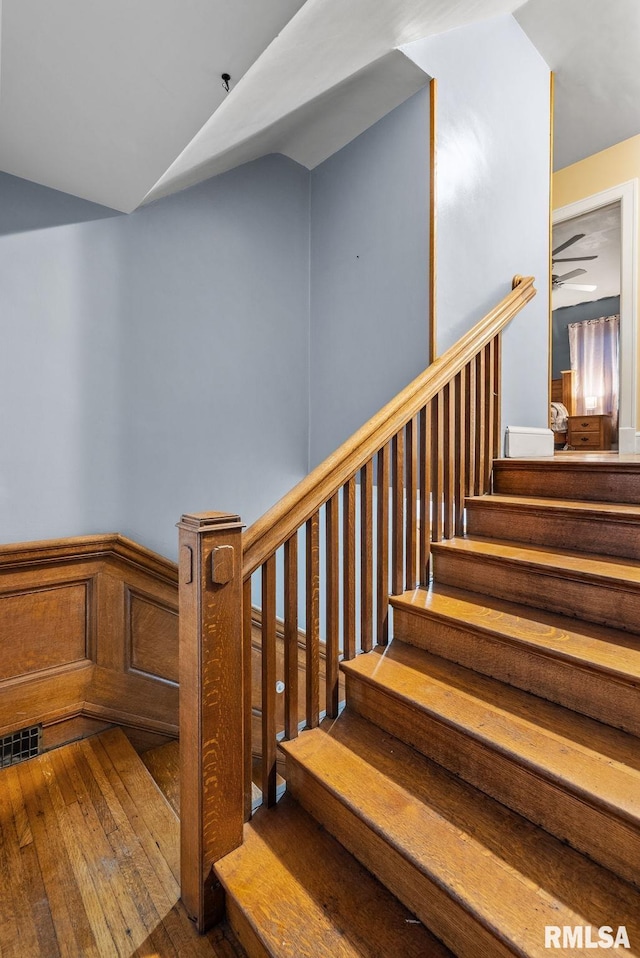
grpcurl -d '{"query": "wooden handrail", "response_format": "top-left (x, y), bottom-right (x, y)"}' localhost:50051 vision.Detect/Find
top-left (243, 275), bottom-right (535, 578)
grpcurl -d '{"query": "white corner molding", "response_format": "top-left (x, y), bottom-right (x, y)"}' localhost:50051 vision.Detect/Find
top-left (505, 426), bottom-right (554, 458)
top-left (553, 178), bottom-right (638, 454)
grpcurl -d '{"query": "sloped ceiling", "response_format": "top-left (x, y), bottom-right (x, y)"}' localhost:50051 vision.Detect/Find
top-left (0, 0), bottom-right (523, 213)
top-left (515, 0), bottom-right (640, 171)
top-left (1, 0), bottom-right (638, 212)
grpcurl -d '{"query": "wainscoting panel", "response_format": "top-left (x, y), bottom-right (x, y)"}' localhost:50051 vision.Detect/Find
top-left (0, 581), bottom-right (91, 680)
top-left (126, 587), bottom-right (179, 684)
top-left (0, 535), bottom-right (180, 750)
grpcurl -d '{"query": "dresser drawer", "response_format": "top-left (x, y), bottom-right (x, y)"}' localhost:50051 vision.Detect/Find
top-left (571, 418), bottom-right (600, 433)
top-left (570, 431), bottom-right (603, 448)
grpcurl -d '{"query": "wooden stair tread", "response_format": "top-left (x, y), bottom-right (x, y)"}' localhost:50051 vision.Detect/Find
top-left (432, 535), bottom-right (640, 586)
top-left (466, 492), bottom-right (640, 519)
top-left (215, 792), bottom-right (451, 958)
top-left (391, 585), bottom-right (640, 681)
top-left (341, 642), bottom-right (640, 823)
top-left (281, 712), bottom-right (640, 955)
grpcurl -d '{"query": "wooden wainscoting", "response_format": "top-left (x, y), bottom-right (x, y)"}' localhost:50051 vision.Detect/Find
top-left (0, 535), bottom-right (179, 752)
top-left (0, 533), bottom-right (326, 758)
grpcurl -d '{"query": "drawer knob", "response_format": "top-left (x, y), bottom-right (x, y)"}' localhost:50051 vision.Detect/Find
top-left (580, 436), bottom-right (589, 442)
top-left (581, 421), bottom-right (589, 427)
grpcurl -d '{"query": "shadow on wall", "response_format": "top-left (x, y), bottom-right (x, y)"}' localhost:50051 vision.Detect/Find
top-left (0, 172), bottom-right (121, 236)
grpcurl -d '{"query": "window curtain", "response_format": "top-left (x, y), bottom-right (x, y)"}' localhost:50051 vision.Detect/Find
top-left (568, 315), bottom-right (619, 431)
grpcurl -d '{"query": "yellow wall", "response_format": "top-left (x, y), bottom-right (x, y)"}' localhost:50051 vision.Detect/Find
top-left (553, 134), bottom-right (640, 430)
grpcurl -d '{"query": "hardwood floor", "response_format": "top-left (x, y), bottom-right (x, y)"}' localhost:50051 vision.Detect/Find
top-left (0, 729), bottom-right (245, 958)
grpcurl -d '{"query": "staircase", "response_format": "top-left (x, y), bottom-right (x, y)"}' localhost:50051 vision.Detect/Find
top-left (216, 456), bottom-right (640, 957)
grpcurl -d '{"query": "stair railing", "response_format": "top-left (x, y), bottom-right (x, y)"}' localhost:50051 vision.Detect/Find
top-left (178, 275), bottom-right (536, 931)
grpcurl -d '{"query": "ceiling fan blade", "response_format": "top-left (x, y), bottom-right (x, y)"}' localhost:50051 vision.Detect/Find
top-left (557, 268), bottom-right (587, 281)
top-left (552, 255), bottom-right (598, 262)
top-left (552, 233), bottom-right (585, 256)
top-left (561, 284), bottom-right (598, 292)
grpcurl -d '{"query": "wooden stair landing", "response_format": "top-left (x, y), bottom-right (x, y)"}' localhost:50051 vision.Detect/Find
top-left (0, 729), bottom-right (244, 958)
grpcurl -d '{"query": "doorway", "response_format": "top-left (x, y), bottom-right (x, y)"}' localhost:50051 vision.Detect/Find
top-left (552, 180), bottom-right (637, 454)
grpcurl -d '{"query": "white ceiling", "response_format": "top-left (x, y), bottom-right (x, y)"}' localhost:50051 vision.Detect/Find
top-left (515, 0), bottom-right (640, 171)
top-left (0, 0), bottom-right (638, 211)
top-left (552, 202), bottom-right (621, 309)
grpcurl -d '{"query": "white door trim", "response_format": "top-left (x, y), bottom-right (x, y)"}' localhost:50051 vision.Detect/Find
top-left (553, 179), bottom-right (638, 453)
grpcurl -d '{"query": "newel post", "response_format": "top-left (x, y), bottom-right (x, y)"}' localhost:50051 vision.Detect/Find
top-left (177, 511), bottom-right (244, 933)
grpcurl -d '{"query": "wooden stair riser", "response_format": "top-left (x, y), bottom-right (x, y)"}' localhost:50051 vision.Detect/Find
top-left (224, 898), bottom-right (270, 958)
top-left (392, 605), bottom-right (640, 736)
top-left (465, 500), bottom-right (640, 562)
top-left (492, 461), bottom-right (640, 504)
top-left (432, 548), bottom-right (640, 635)
top-left (345, 674), bottom-right (640, 888)
top-left (284, 758), bottom-right (516, 958)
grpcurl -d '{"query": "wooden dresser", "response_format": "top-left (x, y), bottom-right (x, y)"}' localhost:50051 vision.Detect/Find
top-left (567, 414), bottom-right (612, 450)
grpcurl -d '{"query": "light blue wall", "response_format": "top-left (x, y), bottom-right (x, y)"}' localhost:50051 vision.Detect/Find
top-left (402, 16), bottom-right (550, 437)
top-left (309, 89), bottom-right (430, 466)
top-left (117, 158), bottom-right (310, 555)
top-left (0, 157), bottom-right (311, 557)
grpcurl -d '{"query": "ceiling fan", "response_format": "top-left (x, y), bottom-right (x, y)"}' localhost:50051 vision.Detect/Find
top-left (552, 267), bottom-right (597, 292)
top-left (552, 232), bottom-right (598, 263)
top-left (552, 233), bottom-right (597, 291)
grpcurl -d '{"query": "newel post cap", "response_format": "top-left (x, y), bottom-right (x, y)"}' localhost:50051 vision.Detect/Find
top-left (177, 511), bottom-right (244, 533)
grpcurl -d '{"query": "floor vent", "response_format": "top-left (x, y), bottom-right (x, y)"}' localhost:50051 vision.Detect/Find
top-left (1, 725), bottom-right (42, 768)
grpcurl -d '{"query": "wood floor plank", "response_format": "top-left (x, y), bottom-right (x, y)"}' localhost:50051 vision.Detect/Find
top-left (97, 729), bottom-right (180, 879)
top-left (5, 765), bottom-right (33, 848)
top-left (0, 732), bottom-right (245, 958)
top-left (4, 764), bottom-right (61, 958)
top-left (53, 745), bottom-right (156, 957)
top-left (80, 735), bottom-right (199, 957)
top-left (19, 756), bottom-right (97, 958)
top-left (44, 750), bottom-right (122, 958)
top-left (0, 769), bottom-right (30, 958)
top-left (80, 737), bottom-right (179, 907)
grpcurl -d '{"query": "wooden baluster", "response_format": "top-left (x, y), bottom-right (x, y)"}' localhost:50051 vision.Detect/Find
top-left (484, 340), bottom-right (495, 492)
top-left (431, 393), bottom-right (444, 544)
top-left (325, 493), bottom-right (340, 718)
top-left (419, 404), bottom-right (432, 585)
top-left (377, 443), bottom-right (390, 645)
top-left (284, 534), bottom-right (298, 741)
top-left (391, 430), bottom-right (405, 596)
top-left (305, 512), bottom-right (320, 728)
top-left (405, 416), bottom-right (418, 590)
top-left (474, 350), bottom-right (486, 496)
top-left (261, 555), bottom-right (277, 808)
top-left (455, 369), bottom-right (467, 536)
top-left (343, 477), bottom-right (357, 660)
top-left (443, 383), bottom-right (456, 539)
top-left (242, 576), bottom-right (253, 822)
top-left (493, 333), bottom-right (502, 460)
top-left (360, 460), bottom-right (374, 652)
top-left (466, 358), bottom-right (477, 498)
top-left (177, 511), bottom-right (244, 933)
